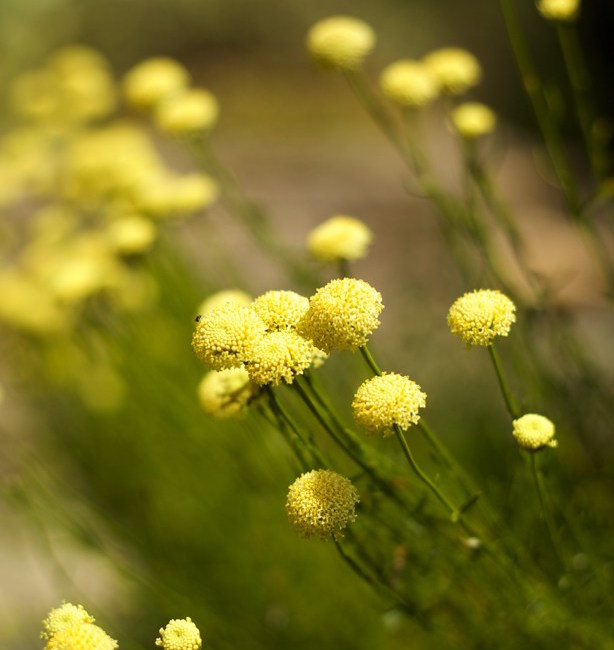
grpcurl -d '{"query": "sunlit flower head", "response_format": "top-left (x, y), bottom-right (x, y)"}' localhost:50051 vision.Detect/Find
top-left (197, 289), bottom-right (252, 316)
top-left (447, 289), bottom-right (516, 347)
top-left (537, 0), bottom-right (580, 21)
top-left (192, 303), bottom-right (266, 370)
top-left (41, 602), bottom-right (94, 640)
top-left (307, 215), bottom-right (373, 262)
top-left (45, 623), bottom-right (117, 650)
top-left (156, 617), bottom-right (202, 650)
top-left (123, 57), bottom-right (190, 109)
top-left (154, 88), bottom-right (219, 135)
top-left (450, 102), bottom-right (496, 139)
top-left (244, 330), bottom-right (315, 386)
top-left (298, 278), bottom-right (383, 353)
top-left (105, 214), bottom-right (157, 255)
top-left (252, 290), bottom-right (309, 331)
top-left (512, 413), bottom-right (558, 451)
top-left (306, 16), bottom-right (376, 71)
top-left (423, 47), bottom-right (482, 95)
top-left (286, 469), bottom-right (359, 540)
top-left (379, 59), bottom-right (439, 107)
top-left (138, 173), bottom-right (219, 217)
top-left (197, 368), bottom-right (257, 417)
top-left (352, 373), bottom-right (427, 436)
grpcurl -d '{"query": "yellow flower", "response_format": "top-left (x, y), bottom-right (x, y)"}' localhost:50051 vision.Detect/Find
top-left (352, 373), bottom-right (427, 436)
top-left (447, 289), bottom-right (516, 347)
top-left (197, 368), bottom-right (256, 417)
top-left (423, 48), bottom-right (482, 95)
top-left (244, 330), bottom-right (315, 386)
top-left (197, 289), bottom-right (252, 316)
top-left (286, 469), bottom-right (359, 540)
top-left (192, 303), bottom-right (267, 370)
top-left (138, 173), bottom-right (219, 217)
top-left (45, 623), bottom-right (117, 650)
top-left (155, 88), bottom-right (219, 135)
top-left (298, 278), bottom-right (383, 353)
top-left (123, 57), bottom-right (190, 109)
top-left (156, 617), bottom-right (202, 650)
top-left (306, 16), bottom-right (376, 71)
top-left (451, 102), bottom-right (497, 139)
top-left (307, 215), bottom-right (373, 262)
top-left (252, 290), bottom-right (309, 331)
top-left (41, 602), bottom-right (94, 640)
top-left (512, 414), bottom-right (558, 451)
top-left (379, 60), bottom-right (439, 107)
top-left (105, 214), bottom-right (157, 255)
top-left (537, 0), bottom-right (580, 21)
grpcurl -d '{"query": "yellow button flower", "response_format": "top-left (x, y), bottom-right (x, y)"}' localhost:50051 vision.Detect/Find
top-left (380, 59), bottom-right (439, 107)
top-left (197, 289), bottom-right (252, 316)
top-left (352, 373), bottom-right (427, 436)
top-left (286, 469), bottom-right (359, 540)
top-left (45, 623), bottom-right (117, 650)
top-left (307, 215), bottom-right (373, 262)
top-left (197, 368), bottom-right (256, 417)
top-left (156, 617), bottom-right (202, 650)
top-left (512, 413), bottom-right (558, 451)
top-left (123, 57), bottom-right (189, 109)
top-left (155, 88), bottom-right (219, 135)
top-left (537, 0), bottom-right (580, 21)
top-left (41, 602), bottom-right (94, 640)
top-left (306, 16), bottom-right (376, 70)
top-left (252, 290), bottom-right (309, 331)
top-left (423, 47), bottom-right (482, 95)
top-left (450, 102), bottom-right (497, 139)
top-left (447, 289), bottom-right (516, 347)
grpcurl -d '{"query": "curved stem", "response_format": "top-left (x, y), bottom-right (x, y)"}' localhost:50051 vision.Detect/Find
top-left (359, 344), bottom-right (382, 376)
top-left (487, 343), bottom-right (521, 419)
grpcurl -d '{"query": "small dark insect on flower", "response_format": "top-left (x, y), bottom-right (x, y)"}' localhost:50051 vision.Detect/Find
top-left (195, 315), bottom-right (202, 322)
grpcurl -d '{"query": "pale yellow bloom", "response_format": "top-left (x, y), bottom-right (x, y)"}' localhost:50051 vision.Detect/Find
top-left (197, 289), bottom-right (252, 316)
top-left (45, 623), bottom-right (117, 650)
top-left (352, 373), bottom-right (427, 436)
top-left (306, 16), bottom-right (376, 70)
top-left (307, 215), bottom-right (373, 262)
top-left (252, 290), bottom-right (309, 331)
top-left (197, 368), bottom-right (256, 417)
top-left (512, 414), bottom-right (558, 451)
top-left (286, 469), bottom-right (359, 540)
top-left (138, 173), bottom-right (219, 217)
top-left (451, 102), bottom-right (497, 139)
top-left (106, 214), bottom-right (157, 255)
top-left (155, 88), bottom-right (219, 135)
top-left (537, 0), bottom-right (580, 21)
top-left (423, 48), bottom-right (482, 95)
top-left (123, 57), bottom-right (190, 109)
top-left (380, 60), bottom-right (439, 107)
top-left (156, 617), bottom-right (202, 650)
top-left (41, 602), bottom-right (94, 640)
top-left (447, 289), bottom-right (516, 347)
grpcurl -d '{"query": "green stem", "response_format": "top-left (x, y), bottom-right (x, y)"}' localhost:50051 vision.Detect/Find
top-left (487, 343), bottom-right (521, 419)
top-left (359, 344), bottom-right (382, 376)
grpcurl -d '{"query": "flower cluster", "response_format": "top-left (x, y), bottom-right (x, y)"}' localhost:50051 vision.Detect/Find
top-left (41, 603), bottom-right (117, 650)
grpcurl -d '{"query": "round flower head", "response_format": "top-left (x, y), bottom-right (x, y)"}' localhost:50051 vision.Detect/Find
top-left (537, 0), bottom-right (580, 21)
top-left (192, 303), bottom-right (267, 370)
top-left (138, 173), bottom-right (219, 218)
top-left (45, 623), bottom-right (117, 650)
top-left (451, 102), bottom-right (497, 139)
top-left (307, 215), bottom-right (373, 262)
top-left (154, 88), bottom-right (219, 135)
top-left (197, 368), bottom-right (257, 417)
top-left (123, 57), bottom-right (189, 109)
top-left (252, 290), bottom-right (309, 331)
top-left (447, 289), bottom-right (516, 347)
top-left (379, 59), bottom-right (439, 107)
top-left (512, 413), bottom-right (557, 451)
top-left (306, 16), bottom-right (376, 70)
top-left (41, 602), bottom-right (94, 640)
top-left (352, 373), bottom-right (427, 436)
top-left (197, 289), bottom-right (252, 316)
top-left (286, 469), bottom-right (359, 540)
top-left (423, 48), bottom-right (482, 95)
top-left (245, 330), bottom-right (315, 386)
top-left (298, 278), bottom-right (383, 353)
top-left (156, 617), bottom-right (202, 650)
top-left (106, 214), bottom-right (157, 255)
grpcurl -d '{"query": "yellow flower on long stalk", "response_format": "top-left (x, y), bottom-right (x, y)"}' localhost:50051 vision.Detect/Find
top-left (307, 215), bottom-right (373, 262)
top-left (451, 102), bottom-right (497, 139)
top-left (423, 47), bottom-right (482, 95)
top-left (379, 59), bottom-right (439, 108)
top-left (306, 16), bottom-right (376, 71)
top-left (512, 413), bottom-right (558, 451)
top-left (156, 617), bottom-right (202, 650)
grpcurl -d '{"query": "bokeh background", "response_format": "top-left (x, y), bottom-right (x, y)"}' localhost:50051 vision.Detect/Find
top-left (1, 1), bottom-right (613, 648)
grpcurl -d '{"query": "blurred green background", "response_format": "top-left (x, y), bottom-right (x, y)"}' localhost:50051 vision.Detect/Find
top-left (1, 1), bottom-right (613, 649)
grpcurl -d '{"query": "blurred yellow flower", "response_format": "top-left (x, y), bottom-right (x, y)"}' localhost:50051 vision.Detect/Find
top-left (156, 617), bottom-right (202, 650)
top-left (138, 173), bottom-right (219, 218)
top-left (537, 0), bottom-right (580, 21)
top-left (423, 47), bottom-right (482, 95)
top-left (306, 16), bottom-right (376, 70)
top-left (197, 368), bottom-right (256, 417)
top-left (512, 413), bottom-right (558, 451)
top-left (451, 102), bottom-right (497, 139)
top-left (197, 289), bottom-right (252, 316)
top-left (123, 57), bottom-right (190, 109)
top-left (105, 214), bottom-right (157, 255)
top-left (155, 88), bottom-right (219, 135)
top-left (307, 215), bottom-right (373, 262)
top-left (380, 60), bottom-right (439, 107)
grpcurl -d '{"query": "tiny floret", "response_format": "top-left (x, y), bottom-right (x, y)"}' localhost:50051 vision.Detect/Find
top-left (252, 290), bottom-right (310, 331)
top-left (512, 413), bottom-right (557, 451)
top-left (423, 48), bottom-right (482, 95)
top-left (352, 373), bottom-right (427, 436)
top-left (298, 278), bottom-right (383, 353)
top-left (123, 57), bottom-right (189, 109)
top-left (155, 88), bottom-right (219, 135)
top-left (447, 289), bottom-right (516, 347)
top-left (41, 602), bottom-right (94, 640)
top-left (197, 368), bottom-right (257, 417)
top-left (45, 623), bottom-right (118, 650)
top-left (306, 16), bottom-right (376, 70)
top-left (245, 330), bottom-right (315, 386)
top-left (451, 102), bottom-right (496, 139)
top-left (286, 469), bottom-right (359, 540)
top-left (537, 0), bottom-right (580, 21)
top-left (192, 304), bottom-right (267, 370)
top-left (307, 215), bottom-right (373, 262)
top-left (156, 617), bottom-right (202, 650)
top-left (379, 60), bottom-right (439, 107)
